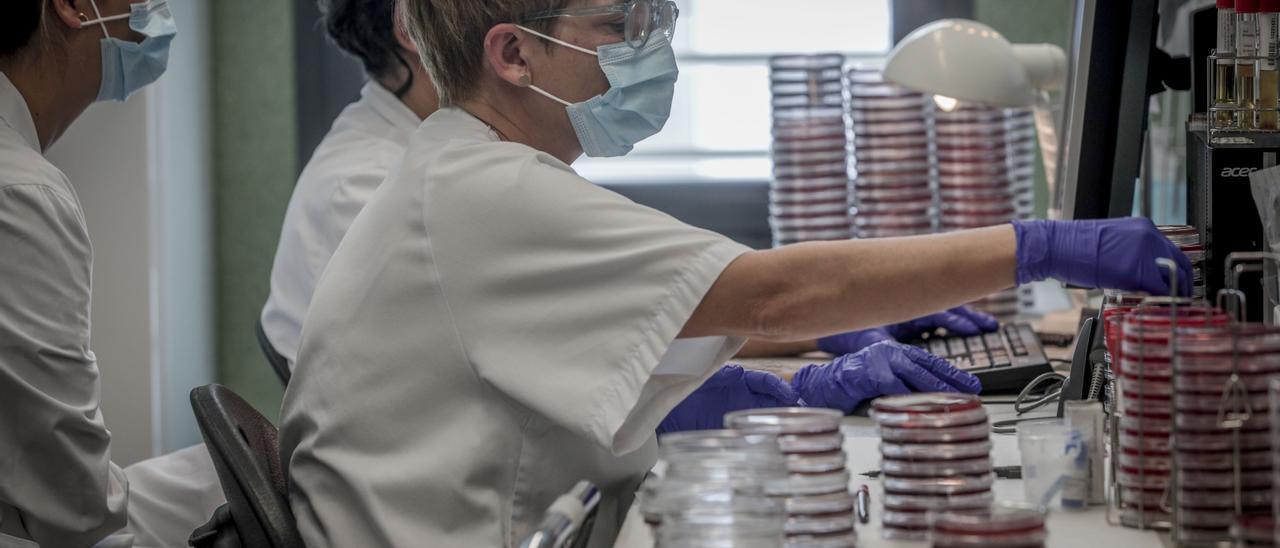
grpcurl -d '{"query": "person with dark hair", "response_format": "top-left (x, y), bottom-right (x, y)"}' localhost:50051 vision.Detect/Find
top-left (119, 2), bottom-right (439, 547)
top-left (259, 0), bottom-right (439, 368)
top-left (0, 0), bottom-right (176, 546)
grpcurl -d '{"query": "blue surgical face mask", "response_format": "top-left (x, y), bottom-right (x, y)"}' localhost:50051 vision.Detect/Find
top-left (81, 0), bottom-right (178, 102)
top-left (515, 26), bottom-right (679, 158)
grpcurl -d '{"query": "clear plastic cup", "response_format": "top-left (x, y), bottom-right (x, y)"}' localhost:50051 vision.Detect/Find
top-left (1017, 420), bottom-right (1071, 508)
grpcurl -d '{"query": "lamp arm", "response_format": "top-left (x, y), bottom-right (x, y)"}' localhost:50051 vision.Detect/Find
top-left (1013, 44), bottom-right (1069, 91)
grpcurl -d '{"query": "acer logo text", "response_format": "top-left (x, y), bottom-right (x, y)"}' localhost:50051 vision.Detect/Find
top-left (1221, 167), bottom-right (1259, 178)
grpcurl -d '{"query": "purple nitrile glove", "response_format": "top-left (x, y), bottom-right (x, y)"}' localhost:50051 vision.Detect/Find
top-left (1013, 218), bottom-right (1194, 297)
top-left (817, 307), bottom-right (999, 356)
top-left (657, 365), bottom-right (801, 435)
top-left (791, 341), bottom-right (982, 414)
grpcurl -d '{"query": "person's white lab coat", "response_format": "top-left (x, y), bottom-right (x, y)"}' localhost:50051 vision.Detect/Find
top-left (261, 81), bottom-right (421, 367)
top-left (280, 107), bottom-right (750, 547)
top-left (0, 72), bottom-right (129, 547)
top-left (120, 81), bottom-right (420, 548)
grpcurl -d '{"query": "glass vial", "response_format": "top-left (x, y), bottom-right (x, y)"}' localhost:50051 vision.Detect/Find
top-left (1260, 0), bottom-right (1280, 129)
top-left (1239, 0), bottom-right (1261, 129)
top-left (1218, 0), bottom-right (1238, 127)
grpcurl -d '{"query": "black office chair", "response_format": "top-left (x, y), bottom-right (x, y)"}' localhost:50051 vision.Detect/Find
top-left (255, 319), bottom-right (291, 387)
top-left (188, 384), bottom-right (304, 548)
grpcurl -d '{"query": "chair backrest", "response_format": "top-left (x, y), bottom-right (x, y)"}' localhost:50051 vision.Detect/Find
top-left (190, 384), bottom-right (304, 548)
top-left (255, 319), bottom-right (292, 387)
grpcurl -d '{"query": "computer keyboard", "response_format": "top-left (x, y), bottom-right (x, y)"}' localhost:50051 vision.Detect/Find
top-left (908, 322), bottom-right (1052, 394)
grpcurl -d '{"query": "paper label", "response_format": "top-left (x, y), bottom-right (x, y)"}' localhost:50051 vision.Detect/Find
top-left (1221, 10), bottom-right (1237, 64)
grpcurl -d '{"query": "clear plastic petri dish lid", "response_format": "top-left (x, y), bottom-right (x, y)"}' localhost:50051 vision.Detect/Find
top-left (770, 53), bottom-right (845, 71)
top-left (1117, 486), bottom-right (1168, 509)
top-left (881, 472), bottom-right (995, 495)
top-left (658, 429), bottom-right (782, 458)
top-left (784, 450), bottom-right (847, 474)
top-left (882, 489), bottom-right (994, 512)
top-left (881, 525), bottom-right (930, 541)
top-left (776, 431), bottom-right (845, 454)
top-left (848, 110), bottom-right (929, 126)
top-left (932, 503), bottom-right (1046, 536)
top-left (851, 203), bottom-right (934, 217)
top-left (1176, 468), bottom-right (1273, 490)
top-left (879, 439), bottom-right (992, 461)
top-left (940, 202), bottom-right (1017, 216)
top-left (785, 514), bottom-right (856, 536)
top-left (854, 173), bottom-right (932, 188)
top-left (1115, 465), bottom-right (1171, 490)
top-left (771, 80), bottom-right (844, 95)
top-left (784, 531), bottom-right (859, 548)
top-left (871, 395), bottom-right (987, 428)
top-left (659, 510), bottom-right (788, 548)
top-left (931, 528), bottom-right (1048, 548)
top-left (770, 218), bottom-right (850, 233)
top-left (849, 95), bottom-right (929, 110)
top-left (1116, 448), bottom-right (1173, 472)
top-left (880, 456), bottom-right (993, 478)
top-left (882, 509), bottom-right (934, 528)
top-left (772, 195), bottom-right (850, 209)
top-left (853, 161), bottom-right (932, 176)
top-left (856, 226), bottom-right (935, 239)
top-left (1171, 429), bottom-right (1273, 452)
top-left (773, 164), bottom-right (848, 180)
top-left (772, 229), bottom-right (852, 242)
top-left (1176, 448), bottom-right (1273, 472)
top-left (726, 407), bottom-right (843, 435)
top-left (853, 147), bottom-right (930, 162)
top-left (773, 124), bottom-right (847, 141)
top-left (851, 120), bottom-right (930, 136)
top-left (774, 148), bottom-right (849, 164)
top-left (771, 203), bottom-right (852, 218)
top-left (1174, 391), bottom-right (1271, 413)
top-left (774, 491), bottom-right (855, 516)
top-left (764, 469), bottom-right (852, 497)
top-left (853, 132), bottom-right (930, 148)
top-left (772, 175), bottom-right (849, 188)
top-left (1173, 410), bottom-right (1271, 432)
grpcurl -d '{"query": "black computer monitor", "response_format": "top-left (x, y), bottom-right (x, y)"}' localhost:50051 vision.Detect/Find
top-left (1057, 0), bottom-right (1160, 220)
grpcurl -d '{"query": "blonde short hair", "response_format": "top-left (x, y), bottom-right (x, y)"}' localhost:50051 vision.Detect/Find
top-left (398, 0), bottom-right (570, 106)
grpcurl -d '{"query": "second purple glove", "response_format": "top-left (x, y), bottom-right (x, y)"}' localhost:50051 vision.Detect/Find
top-left (792, 341), bottom-right (982, 414)
top-left (817, 306), bottom-right (999, 356)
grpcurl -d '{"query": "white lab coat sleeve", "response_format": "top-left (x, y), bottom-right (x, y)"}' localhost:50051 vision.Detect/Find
top-left (123, 444), bottom-right (225, 548)
top-left (0, 185), bottom-right (128, 547)
top-left (427, 155), bottom-right (751, 456)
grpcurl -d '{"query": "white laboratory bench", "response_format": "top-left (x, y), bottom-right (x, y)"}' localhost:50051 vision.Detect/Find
top-left (614, 398), bottom-right (1171, 548)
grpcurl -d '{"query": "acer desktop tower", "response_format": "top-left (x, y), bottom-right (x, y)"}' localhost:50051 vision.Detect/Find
top-left (1187, 127), bottom-right (1270, 320)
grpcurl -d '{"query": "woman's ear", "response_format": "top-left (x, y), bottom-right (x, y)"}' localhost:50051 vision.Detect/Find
top-left (50, 0), bottom-right (91, 30)
top-left (393, 5), bottom-right (418, 54)
top-left (484, 23), bottom-right (535, 89)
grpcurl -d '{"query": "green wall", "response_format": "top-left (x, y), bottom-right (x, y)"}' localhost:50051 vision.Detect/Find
top-left (214, 0), bottom-right (296, 420)
top-left (974, 0), bottom-right (1075, 219)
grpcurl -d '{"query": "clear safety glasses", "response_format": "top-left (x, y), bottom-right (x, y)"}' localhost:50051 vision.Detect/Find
top-left (522, 0), bottom-right (679, 49)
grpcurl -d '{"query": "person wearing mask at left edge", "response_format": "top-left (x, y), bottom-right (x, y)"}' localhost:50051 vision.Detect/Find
top-left (0, 0), bottom-right (175, 547)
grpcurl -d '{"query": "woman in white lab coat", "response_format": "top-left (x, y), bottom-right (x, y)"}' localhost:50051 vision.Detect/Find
top-left (279, 1), bottom-right (1194, 547)
top-left (0, 0), bottom-right (175, 546)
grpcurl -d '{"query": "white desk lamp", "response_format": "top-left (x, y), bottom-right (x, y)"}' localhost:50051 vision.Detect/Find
top-left (882, 19), bottom-right (1068, 214)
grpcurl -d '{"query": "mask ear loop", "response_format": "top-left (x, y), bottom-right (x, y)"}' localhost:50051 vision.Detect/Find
top-left (80, 0), bottom-right (131, 37)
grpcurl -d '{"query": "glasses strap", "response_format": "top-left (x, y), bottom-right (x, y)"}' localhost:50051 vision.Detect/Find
top-left (514, 25), bottom-right (599, 57)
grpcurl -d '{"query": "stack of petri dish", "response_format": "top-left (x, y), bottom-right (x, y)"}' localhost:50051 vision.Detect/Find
top-left (871, 393), bottom-right (995, 541)
top-left (930, 504), bottom-right (1049, 548)
top-left (642, 429), bottom-right (789, 544)
top-left (725, 408), bottom-right (858, 548)
top-left (845, 65), bottom-right (936, 239)
top-left (934, 104), bottom-right (1020, 321)
top-left (769, 54), bottom-right (853, 247)
top-left (1112, 304), bottom-right (1230, 529)
top-left (1157, 225), bottom-right (1207, 299)
top-left (1005, 108), bottom-right (1037, 313)
top-left (1169, 324), bottom-right (1280, 545)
